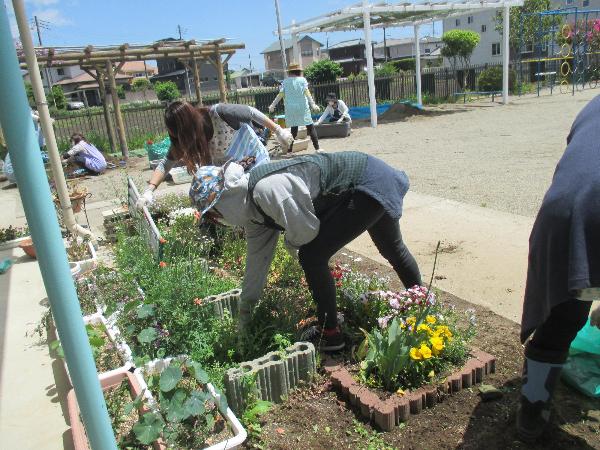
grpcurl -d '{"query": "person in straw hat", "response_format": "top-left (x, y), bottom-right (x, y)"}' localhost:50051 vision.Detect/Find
top-left (269, 63), bottom-right (322, 153)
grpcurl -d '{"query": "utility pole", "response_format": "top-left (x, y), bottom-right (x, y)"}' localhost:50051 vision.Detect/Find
top-left (33, 15), bottom-right (53, 96)
top-left (274, 0), bottom-right (287, 78)
top-left (383, 27), bottom-right (388, 62)
top-left (177, 24), bottom-right (192, 98)
top-left (177, 24), bottom-right (183, 40)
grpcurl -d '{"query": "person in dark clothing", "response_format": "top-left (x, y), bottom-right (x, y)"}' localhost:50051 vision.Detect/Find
top-left (518, 95), bottom-right (600, 442)
top-left (188, 151), bottom-right (422, 352)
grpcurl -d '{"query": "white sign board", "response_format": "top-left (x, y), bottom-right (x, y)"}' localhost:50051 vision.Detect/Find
top-left (127, 178), bottom-right (164, 260)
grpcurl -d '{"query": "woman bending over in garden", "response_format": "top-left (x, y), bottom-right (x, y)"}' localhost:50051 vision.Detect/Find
top-left (136, 101), bottom-right (293, 208)
top-left (62, 132), bottom-right (107, 175)
top-left (518, 94), bottom-right (600, 442)
top-left (189, 151), bottom-right (422, 351)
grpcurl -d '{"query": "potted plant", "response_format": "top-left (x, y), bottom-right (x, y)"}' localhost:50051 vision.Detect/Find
top-left (0, 225), bottom-right (30, 250)
top-left (54, 182), bottom-right (89, 214)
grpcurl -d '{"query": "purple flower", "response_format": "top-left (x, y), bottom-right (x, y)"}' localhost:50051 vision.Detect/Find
top-left (389, 298), bottom-right (400, 310)
top-left (378, 315), bottom-right (392, 329)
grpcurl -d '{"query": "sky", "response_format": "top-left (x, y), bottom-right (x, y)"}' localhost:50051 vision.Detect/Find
top-left (5, 0), bottom-right (439, 72)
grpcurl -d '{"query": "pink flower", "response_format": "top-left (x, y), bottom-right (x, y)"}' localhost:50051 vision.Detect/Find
top-left (389, 298), bottom-right (400, 310)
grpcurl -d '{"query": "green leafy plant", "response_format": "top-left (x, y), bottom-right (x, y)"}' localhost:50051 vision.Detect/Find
top-left (0, 225), bottom-right (29, 243)
top-left (49, 85), bottom-right (67, 109)
top-left (116, 85), bottom-right (126, 100)
top-left (304, 59), bottom-right (343, 84)
top-left (130, 359), bottom-right (229, 448)
top-left (478, 66), bottom-right (517, 93)
top-left (154, 81), bottom-right (180, 102)
top-left (132, 77), bottom-right (152, 101)
top-left (375, 62), bottom-right (398, 77)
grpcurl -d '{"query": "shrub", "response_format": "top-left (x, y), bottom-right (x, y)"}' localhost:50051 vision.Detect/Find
top-left (116, 85), bottom-right (126, 100)
top-left (375, 62), bottom-right (398, 77)
top-left (50, 85), bottom-right (66, 109)
top-left (393, 58), bottom-right (416, 72)
top-left (154, 81), bottom-right (180, 102)
top-left (304, 59), bottom-right (343, 84)
top-left (477, 66), bottom-right (516, 92)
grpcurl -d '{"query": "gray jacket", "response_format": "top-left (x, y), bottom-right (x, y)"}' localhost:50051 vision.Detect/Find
top-left (214, 161), bottom-right (321, 306)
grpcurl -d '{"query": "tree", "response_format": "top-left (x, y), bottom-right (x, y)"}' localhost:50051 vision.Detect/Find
top-left (132, 77), bottom-right (152, 101)
top-left (49, 85), bottom-right (66, 109)
top-left (24, 82), bottom-right (35, 107)
top-left (441, 29), bottom-right (480, 88)
top-left (304, 60), bottom-right (343, 84)
top-left (494, 0), bottom-right (555, 58)
top-left (154, 81), bottom-right (180, 102)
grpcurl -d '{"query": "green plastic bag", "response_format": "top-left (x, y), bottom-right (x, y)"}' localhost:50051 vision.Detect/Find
top-left (145, 136), bottom-right (171, 162)
top-left (561, 319), bottom-right (600, 398)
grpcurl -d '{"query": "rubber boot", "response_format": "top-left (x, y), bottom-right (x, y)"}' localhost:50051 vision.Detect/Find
top-left (516, 344), bottom-right (567, 443)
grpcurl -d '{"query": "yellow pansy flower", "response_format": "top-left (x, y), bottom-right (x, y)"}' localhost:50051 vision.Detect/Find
top-left (419, 344), bottom-right (432, 359)
top-left (429, 336), bottom-right (445, 356)
top-left (426, 315), bottom-right (436, 324)
top-left (406, 316), bottom-right (416, 328)
top-left (409, 347), bottom-right (422, 360)
top-left (417, 323), bottom-right (433, 335)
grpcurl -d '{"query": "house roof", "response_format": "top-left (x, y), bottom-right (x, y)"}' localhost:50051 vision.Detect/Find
top-left (261, 35), bottom-right (323, 54)
top-left (118, 61), bottom-right (158, 75)
top-left (326, 38), bottom-right (376, 50)
top-left (55, 70), bottom-right (131, 86)
top-left (151, 69), bottom-right (187, 79)
top-left (373, 36), bottom-right (441, 48)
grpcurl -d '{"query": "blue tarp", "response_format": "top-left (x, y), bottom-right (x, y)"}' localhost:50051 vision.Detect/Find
top-left (310, 101), bottom-right (422, 121)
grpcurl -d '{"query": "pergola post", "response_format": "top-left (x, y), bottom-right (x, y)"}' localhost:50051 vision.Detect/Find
top-left (414, 24), bottom-right (422, 107)
top-left (105, 60), bottom-right (128, 159)
top-left (362, 0), bottom-right (377, 128)
top-left (192, 58), bottom-right (203, 105)
top-left (502, 5), bottom-right (510, 104)
top-left (292, 20), bottom-right (301, 67)
top-left (214, 49), bottom-right (227, 103)
top-left (94, 67), bottom-right (117, 153)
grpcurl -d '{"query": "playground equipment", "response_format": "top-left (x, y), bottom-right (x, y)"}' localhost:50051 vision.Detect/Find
top-left (518, 7), bottom-right (600, 96)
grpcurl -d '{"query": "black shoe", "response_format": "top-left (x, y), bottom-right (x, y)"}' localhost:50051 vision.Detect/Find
top-left (516, 395), bottom-right (552, 443)
top-left (300, 325), bottom-right (345, 352)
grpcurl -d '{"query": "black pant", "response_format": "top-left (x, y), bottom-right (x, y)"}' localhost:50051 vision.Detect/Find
top-left (298, 191), bottom-right (422, 329)
top-left (527, 299), bottom-right (592, 363)
top-left (290, 124), bottom-right (319, 151)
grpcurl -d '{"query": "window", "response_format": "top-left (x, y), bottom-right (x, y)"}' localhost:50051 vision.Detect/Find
top-left (492, 43), bottom-right (501, 56)
top-left (425, 48), bottom-right (431, 53)
top-left (583, 0), bottom-right (590, 5)
top-left (566, 0), bottom-right (574, 4)
top-left (467, 16), bottom-right (474, 24)
top-left (455, 19), bottom-right (461, 26)
top-left (481, 24), bottom-right (487, 32)
top-left (57, 68), bottom-right (64, 76)
top-left (301, 50), bottom-right (313, 56)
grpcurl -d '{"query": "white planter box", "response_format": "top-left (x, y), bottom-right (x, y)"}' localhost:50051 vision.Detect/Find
top-left (0, 235), bottom-right (31, 251)
top-left (134, 356), bottom-right (247, 450)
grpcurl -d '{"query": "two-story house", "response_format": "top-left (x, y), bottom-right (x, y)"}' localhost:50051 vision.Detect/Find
top-left (261, 35), bottom-right (323, 77)
top-left (374, 36), bottom-right (443, 63)
top-left (117, 61), bottom-right (158, 79)
top-left (323, 39), bottom-right (376, 77)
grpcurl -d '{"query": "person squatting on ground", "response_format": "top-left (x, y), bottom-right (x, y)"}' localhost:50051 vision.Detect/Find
top-left (188, 151), bottom-right (422, 351)
top-left (518, 94), bottom-right (600, 442)
top-left (136, 101), bottom-right (293, 209)
top-left (62, 132), bottom-right (107, 175)
top-left (268, 63), bottom-right (322, 153)
top-left (316, 92), bottom-right (351, 125)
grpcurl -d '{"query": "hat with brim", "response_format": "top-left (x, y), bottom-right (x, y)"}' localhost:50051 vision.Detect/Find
top-left (287, 63), bottom-right (302, 73)
top-left (189, 162), bottom-right (231, 217)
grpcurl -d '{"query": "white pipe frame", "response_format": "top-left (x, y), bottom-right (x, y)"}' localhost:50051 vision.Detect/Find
top-left (362, 0), bottom-right (377, 128)
top-left (12, 0), bottom-right (94, 242)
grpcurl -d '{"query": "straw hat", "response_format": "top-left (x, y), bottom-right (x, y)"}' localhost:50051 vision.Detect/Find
top-left (287, 63), bottom-right (302, 72)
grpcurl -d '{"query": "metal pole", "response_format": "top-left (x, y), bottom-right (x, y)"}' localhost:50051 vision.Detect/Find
top-left (0, 4), bottom-right (117, 450)
top-left (292, 21), bottom-right (301, 68)
top-left (383, 27), bottom-right (388, 62)
top-left (503, 5), bottom-right (510, 104)
top-left (34, 15), bottom-right (52, 94)
top-left (274, 0), bottom-right (288, 78)
top-left (362, 0), bottom-right (377, 127)
top-left (414, 24), bottom-right (422, 106)
top-left (13, 0), bottom-right (93, 241)
top-left (106, 60), bottom-right (129, 159)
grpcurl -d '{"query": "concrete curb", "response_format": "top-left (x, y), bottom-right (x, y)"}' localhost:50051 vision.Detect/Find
top-left (224, 342), bottom-right (317, 414)
top-left (204, 288), bottom-right (242, 319)
top-left (324, 348), bottom-right (496, 431)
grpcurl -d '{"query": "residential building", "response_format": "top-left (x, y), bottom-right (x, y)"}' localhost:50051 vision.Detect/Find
top-left (261, 35), bottom-right (323, 76)
top-left (117, 61), bottom-right (158, 79)
top-left (374, 36), bottom-right (443, 62)
top-left (442, 11), bottom-right (504, 67)
top-left (323, 38), bottom-right (376, 77)
top-left (230, 68), bottom-right (261, 89)
top-left (53, 70), bottom-right (133, 106)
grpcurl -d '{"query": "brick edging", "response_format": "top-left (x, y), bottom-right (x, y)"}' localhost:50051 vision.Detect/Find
top-left (323, 348), bottom-right (496, 431)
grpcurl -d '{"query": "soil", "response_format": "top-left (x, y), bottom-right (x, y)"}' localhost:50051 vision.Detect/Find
top-left (255, 250), bottom-right (600, 450)
top-left (378, 104), bottom-right (427, 122)
top-left (94, 325), bottom-right (124, 373)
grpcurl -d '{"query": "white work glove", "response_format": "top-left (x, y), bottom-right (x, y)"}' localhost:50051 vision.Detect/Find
top-left (274, 126), bottom-right (293, 150)
top-left (268, 104), bottom-right (276, 113)
top-left (336, 119), bottom-right (343, 124)
top-left (591, 304), bottom-right (600, 328)
top-left (136, 188), bottom-right (154, 210)
top-left (310, 103), bottom-right (321, 113)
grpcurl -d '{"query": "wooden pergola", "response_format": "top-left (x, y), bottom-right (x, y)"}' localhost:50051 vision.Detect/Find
top-left (19, 39), bottom-right (245, 158)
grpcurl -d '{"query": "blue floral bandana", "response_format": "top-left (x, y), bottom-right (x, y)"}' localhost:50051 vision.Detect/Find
top-left (189, 165), bottom-right (225, 216)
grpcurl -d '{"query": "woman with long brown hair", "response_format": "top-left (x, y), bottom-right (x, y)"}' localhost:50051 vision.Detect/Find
top-left (137, 101), bottom-right (292, 207)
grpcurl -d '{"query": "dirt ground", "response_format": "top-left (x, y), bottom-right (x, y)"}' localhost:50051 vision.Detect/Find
top-left (256, 250), bottom-right (600, 450)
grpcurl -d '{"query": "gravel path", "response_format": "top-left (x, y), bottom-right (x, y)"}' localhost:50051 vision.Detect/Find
top-left (325, 89), bottom-right (599, 217)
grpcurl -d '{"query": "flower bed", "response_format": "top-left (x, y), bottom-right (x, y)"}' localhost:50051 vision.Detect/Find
top-left (323, 348), bottom-right (496, 431)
